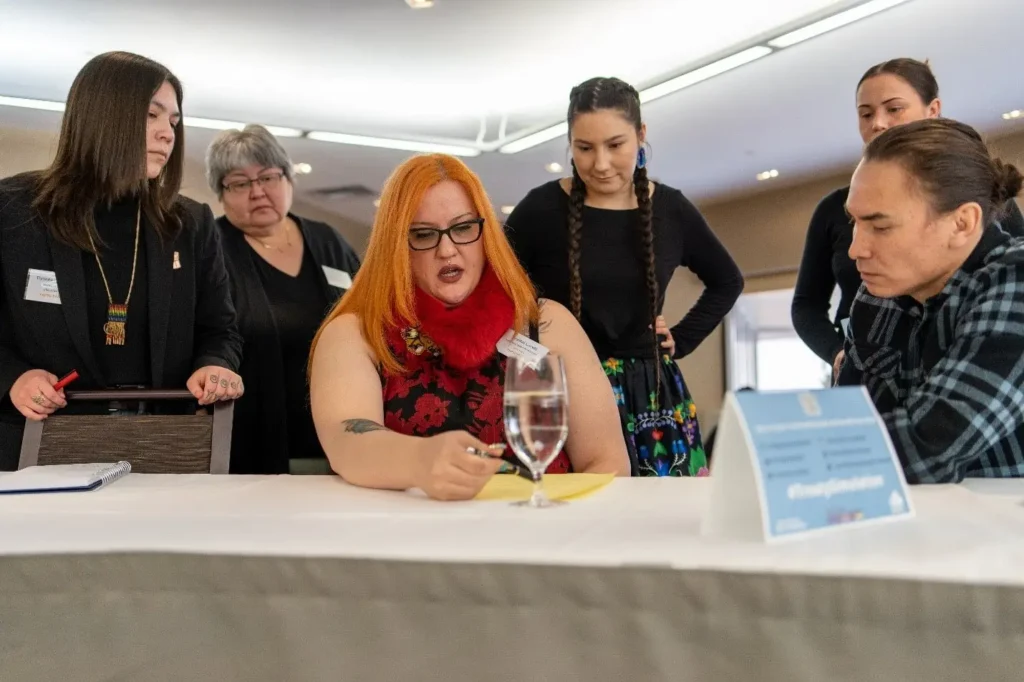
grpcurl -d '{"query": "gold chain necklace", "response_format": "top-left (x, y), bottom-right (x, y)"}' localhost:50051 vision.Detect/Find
top-left (250, 221), bottom-right (291, 252)
top-left (84, 203), bottom-right (141, 346)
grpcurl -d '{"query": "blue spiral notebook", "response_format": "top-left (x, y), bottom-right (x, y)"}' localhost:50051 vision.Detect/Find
top-left (0, 461), bottom-right (131, 495)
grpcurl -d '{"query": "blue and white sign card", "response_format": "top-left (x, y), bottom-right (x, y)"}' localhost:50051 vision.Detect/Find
top-left (701, 386), bottom-right (913, 542)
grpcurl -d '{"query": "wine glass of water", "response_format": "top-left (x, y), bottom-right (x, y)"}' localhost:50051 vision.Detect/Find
top-left (503, 354), bottom-right (569, 508)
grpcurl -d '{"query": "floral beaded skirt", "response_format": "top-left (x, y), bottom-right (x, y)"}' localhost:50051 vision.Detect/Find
top-left (602, 355), bottom-right (708, 477)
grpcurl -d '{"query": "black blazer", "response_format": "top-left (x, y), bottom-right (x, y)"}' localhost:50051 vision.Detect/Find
top-left (0, 174), bottom-right (243, 469)
top-left (217, 214), bottom-right (361, 474)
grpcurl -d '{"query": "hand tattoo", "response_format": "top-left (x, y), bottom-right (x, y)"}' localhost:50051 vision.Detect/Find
top-left (220, 378), bottom-right (229, 388)
top-left (342, 419), bottom-right (388, 434)
top-left (230, 381), bottom-right (239, 389)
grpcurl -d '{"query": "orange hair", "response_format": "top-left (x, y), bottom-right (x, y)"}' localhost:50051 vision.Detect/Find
top-left (310, 154), bottom-right (538, 375)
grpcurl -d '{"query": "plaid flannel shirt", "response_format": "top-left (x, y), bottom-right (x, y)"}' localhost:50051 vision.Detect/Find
top-left (838, 225), bottom-right (1024, 483)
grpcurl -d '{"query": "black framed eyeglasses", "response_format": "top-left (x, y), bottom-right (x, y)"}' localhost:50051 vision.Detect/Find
top-left (408, 218), bottom-right (485, 251)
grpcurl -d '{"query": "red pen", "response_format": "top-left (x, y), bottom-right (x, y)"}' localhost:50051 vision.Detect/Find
top-left (53, 370), bottom-right (79, 391)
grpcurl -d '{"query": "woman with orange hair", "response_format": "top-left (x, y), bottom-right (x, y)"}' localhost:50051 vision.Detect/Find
top-left (309, 154), bottom-right (629, 500)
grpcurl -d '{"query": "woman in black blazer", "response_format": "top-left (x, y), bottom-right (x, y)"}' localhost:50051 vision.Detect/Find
top-left (205, 125), bottom-right (361, 474)
top-left (0, 51), bottom-right (243, 470)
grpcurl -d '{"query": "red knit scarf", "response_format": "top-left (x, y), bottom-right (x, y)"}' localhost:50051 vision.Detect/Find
top-left (390, 268), bottom-right (514, 371)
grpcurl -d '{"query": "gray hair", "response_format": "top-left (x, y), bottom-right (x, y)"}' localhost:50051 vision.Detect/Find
top-left (205, 124), bottom-right (294, 197)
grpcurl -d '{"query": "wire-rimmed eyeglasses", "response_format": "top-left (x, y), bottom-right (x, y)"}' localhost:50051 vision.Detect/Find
top-left (222, 171), bottom-right (285, 194)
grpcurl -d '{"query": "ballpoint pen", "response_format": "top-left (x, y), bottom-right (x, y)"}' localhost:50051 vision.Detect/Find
top-left (466, 444), bottom-right (533, 480)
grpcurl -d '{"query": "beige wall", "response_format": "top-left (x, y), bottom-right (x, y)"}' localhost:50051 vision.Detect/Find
top-left (0, 126), bottom-right (368, 247)
top-left (671, 129), bottom-right (1024, 431)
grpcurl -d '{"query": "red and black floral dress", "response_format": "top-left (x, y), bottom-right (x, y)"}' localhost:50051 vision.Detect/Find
top-left (379, 268), bottom-right (572, 474)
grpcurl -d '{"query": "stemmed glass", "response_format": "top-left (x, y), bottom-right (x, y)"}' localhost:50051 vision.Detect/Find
top-left (503, 354), bottom-right (569, 508)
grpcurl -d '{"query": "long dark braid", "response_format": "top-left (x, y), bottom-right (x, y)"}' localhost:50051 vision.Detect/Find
top-left (565, 79), bottom-right (605, 320)
top-left (566, 77), bottom-right (663, 405)
top-left (633, 162), bottom-right (661, 403)
top-left (566, 163), bottom-right (587, 319)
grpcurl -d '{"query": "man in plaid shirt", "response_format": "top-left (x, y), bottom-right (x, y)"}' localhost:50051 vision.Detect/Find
top-left (836, 118), bottom-right (1024, 483)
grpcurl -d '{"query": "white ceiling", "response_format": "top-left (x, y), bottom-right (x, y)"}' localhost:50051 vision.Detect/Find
top-left (1, 0), bottom-right (1023, 227)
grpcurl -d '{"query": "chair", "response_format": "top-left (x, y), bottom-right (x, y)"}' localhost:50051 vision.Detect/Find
top-left (18, 389), bottom-right (233, 474)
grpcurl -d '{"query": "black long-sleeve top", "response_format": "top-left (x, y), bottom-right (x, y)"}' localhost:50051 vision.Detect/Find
top-left (505, 180), bottom-right (744, 360)
top-left (792, 186), bottom-right (1024, 363)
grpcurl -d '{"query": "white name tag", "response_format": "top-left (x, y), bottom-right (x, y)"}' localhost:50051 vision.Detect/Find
top-left (496, 329), bottom-right (549, 368)
top-left (322, 266), bottom-right (352, 289)
top-left (24, 268), bottom-right (61, 304)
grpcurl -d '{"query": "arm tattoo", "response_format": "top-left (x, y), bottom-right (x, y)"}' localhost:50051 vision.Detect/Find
top-left (341, 418), bottom-right (389, 434)
top-left (537, 299), bottom-right (552, 333)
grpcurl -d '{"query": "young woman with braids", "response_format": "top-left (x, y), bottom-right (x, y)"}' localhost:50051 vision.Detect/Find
top-left (505, 77), bottom-right (744, 477)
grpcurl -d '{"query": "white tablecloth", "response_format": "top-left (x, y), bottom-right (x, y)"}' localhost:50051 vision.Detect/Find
top-left (2, 475), bottom-right (1024, 681)
top-left (3, 475), bottom-right (1024, 584)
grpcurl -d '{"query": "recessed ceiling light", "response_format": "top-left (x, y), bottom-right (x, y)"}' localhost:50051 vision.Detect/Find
top-left (545, 162), bottom-right (563, 173)
top-left (292, 163), bottom-right (312, 175)
top-left (1003, 110), bottom-right (1022, 120)
top-left (405, 0), bottom-right (434, 7)
top-left (0, 95), bottom-right (65, 112)
top-left (756, 169), bottom-right (780, 181)
top-left (639, 46), bottom-right (773, 105)
top-left (500, 205), bottom-right (515, 215)
top-left (500, 47), bottom-right (773, 154)
top-left (498, 122), bottom-right (569, 155)
top-left (307, 130), bottom-right (480, 157)
top-left (0, 96), bottom-right (308, 137)
top-left (768, 0), bottom-right (912, 49)
top-left (497, 3), bottom-right (914, 155)
top-left (184, 117), bottom-right (303, 137)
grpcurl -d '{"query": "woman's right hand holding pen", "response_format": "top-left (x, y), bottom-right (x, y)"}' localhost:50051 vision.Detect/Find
top-left (9, 369), bottom-right (68, 421)
top-left (412, 431), bottom-right (505, 501)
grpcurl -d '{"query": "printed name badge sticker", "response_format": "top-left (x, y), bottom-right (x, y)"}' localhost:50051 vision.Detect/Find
top-left (702, 386), bottom-right (913, 542)
top-left (24, 268), bottom-right (62, 305)
top-left (496, 329), bottom-right (549, 369)
top-left (322, 266), bottom-right (353, 289)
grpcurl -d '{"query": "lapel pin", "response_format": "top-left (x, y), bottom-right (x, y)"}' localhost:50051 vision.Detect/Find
top-left (172, 251), bottom-right (181, 270)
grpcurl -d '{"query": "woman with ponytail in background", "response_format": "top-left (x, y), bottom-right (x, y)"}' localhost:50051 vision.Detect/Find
top-left (506, 77), bottom-right (744, 477)
top-left (792, 58), bottom-right (1024, 379)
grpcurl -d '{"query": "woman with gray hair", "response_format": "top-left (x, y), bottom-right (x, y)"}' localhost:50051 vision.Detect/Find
top-left (206, 124), bottom-right (361, 475)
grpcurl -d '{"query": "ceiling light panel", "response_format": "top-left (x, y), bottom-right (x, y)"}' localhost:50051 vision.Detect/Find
top-left (0, 0), bottom-right (845, 134)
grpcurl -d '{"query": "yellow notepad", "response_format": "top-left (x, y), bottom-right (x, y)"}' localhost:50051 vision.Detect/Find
top-left (475, 473), bottom-right (615, 502)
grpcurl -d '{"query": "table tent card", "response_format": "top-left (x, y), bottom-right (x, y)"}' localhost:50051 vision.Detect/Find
top-left (702, 386), bottom-right (913, 542)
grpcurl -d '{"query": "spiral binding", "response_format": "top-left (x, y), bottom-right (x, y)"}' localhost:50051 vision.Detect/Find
top-left (98, 460), bottom-right (131, 487)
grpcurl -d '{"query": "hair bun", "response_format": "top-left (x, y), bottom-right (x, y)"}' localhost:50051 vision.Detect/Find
top-left (993, 158), bottom-right (1024, 204)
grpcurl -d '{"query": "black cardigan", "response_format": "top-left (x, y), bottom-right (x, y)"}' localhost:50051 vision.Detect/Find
top-left (0, 174), bottom-right (243, 470)
top-left (217, 214), bottom-right (361, 474)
